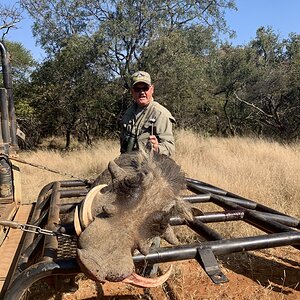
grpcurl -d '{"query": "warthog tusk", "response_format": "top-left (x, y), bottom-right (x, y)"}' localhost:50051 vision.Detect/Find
top-left (80, 184), bottom-right (108, 229)
top-left (121, 265), bottom-right (173, 288)
top-left (74, 205), bottom-right (82, 236)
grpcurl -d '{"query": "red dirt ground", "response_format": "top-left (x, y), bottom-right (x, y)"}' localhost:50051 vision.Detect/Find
top-left (27, 246), bottom-right (300, 300)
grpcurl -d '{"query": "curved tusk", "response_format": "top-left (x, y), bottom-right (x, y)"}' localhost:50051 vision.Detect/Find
top-left (74, 205), bottom-right (82, 236)
top-left (80, 184), bottom-right (108, 229)
top-left (121, 265), bottom-right (173, 288)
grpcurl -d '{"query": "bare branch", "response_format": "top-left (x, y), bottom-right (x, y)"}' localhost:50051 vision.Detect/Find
top-left (0, 4), bottom-right (22, 39)
top-left (233, 92), bottom-right (273, 118)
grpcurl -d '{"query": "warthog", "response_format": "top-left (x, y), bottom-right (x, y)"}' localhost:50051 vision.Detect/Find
top-left (76, 150), bottom-right (192, 287)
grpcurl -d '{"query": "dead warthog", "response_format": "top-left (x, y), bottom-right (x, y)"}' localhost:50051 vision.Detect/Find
top-left (76, 151), bottom-right (192, 287)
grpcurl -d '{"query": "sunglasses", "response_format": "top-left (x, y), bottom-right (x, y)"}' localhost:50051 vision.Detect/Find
top-left (133, 85), bottom-right (150, 93)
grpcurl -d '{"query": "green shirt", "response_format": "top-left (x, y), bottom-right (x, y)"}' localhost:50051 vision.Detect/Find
top-left (120, 100), bottom-right (175, 156)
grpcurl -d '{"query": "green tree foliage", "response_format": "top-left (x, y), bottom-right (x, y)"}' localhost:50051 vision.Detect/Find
top-left (141, 27), bottom-right (220, 133)
top-left (21, 0), bottom-right (235, 79)
top-left (18, 0), bottom-right (236, 146)
top-left (27, 35), bottom-right (119, 148)
top-left (214, 27), bottom-right (300, 140)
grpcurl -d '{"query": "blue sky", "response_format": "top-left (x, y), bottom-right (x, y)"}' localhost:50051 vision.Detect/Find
top-left (224, 0), bottom-right (300, 45)
top-left (2, 0), bottom-right (300, 61)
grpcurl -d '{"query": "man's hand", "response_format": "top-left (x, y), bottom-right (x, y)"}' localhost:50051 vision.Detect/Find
top-left (148, 135), bottom-right (159, 151)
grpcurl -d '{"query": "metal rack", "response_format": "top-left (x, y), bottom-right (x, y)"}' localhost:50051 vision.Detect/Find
top-left (3, 177), bottom-right (300, 299)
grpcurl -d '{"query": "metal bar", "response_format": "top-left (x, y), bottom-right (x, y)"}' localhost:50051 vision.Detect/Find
top-left (17, 179), bottom-right (88, 268)
top-left (170, 211), bottom-right (245, 226)
top-left (3, 259), bottom-right (79, 300)
top-left (133, 231), bottom-right (300, 264)
top-left (18, 234), bottom-right (44, 272)
top-left (187, 219), bottom-right (223, 241)
top-left (32, 208), bottom-right (49, 226)
top-left (43, 182), bottom-right (61, 261)
top-left (211, 194), bottom-right (299, 235)
top-left (197, 248), bottom-right (228, 284)
top-left (59, 180), bottom-right (88, 187)
top-left (251, 211), bottom-right (300, 228)
top-left (0, 89), bottom-right (10, 145)
top-left (59, 189), bottom-right (88, 198)
top-left (182, 194), bottom-right (211, 203)
top-left (186, 179), bottom-right (292, 217)
top-left (18, 183), bottom-right (54, 265)
top-left (187, 182), bottom-right (299, 228)
top-left (0, 42), bottom-right (18, 148)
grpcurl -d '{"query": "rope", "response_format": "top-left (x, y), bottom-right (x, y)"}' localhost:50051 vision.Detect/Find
top-left (2, 154), bottom-right (88, 183)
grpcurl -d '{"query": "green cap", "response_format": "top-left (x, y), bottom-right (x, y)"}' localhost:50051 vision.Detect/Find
top-left (131, 71), bottom-right (151, 86)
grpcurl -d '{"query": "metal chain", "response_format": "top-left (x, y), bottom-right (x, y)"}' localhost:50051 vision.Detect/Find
top-left (20, 223), bottom-right (72, 237)
top-left (0, 220), bottom-right (72, 237)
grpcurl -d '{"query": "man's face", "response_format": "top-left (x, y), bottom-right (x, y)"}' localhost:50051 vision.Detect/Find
top-left (131, 83), bottom-right (154, 107)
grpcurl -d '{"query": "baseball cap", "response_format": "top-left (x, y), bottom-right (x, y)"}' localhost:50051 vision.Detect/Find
top-left (131, 71), bottom-right (151, 86)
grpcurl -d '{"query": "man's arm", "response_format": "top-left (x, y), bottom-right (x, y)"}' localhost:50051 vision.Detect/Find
top-left (155, 113), bottom-right (175, 156)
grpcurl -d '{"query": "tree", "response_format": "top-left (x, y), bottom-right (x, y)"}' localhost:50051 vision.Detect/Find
top-left (1, 41), bottom-right (36, 84)
top-left (19, 0), bottom-right (236, 144)
top-left (140, 26), bottom-right (220, 133)
top-left (26, 35), bottom-right (123, 148)
top-left (21, 0), bottom-right (236, 82)
top-left (0, 3), bottom-right (22, 39)
top-left (214, 27), bottom-right (300, 140)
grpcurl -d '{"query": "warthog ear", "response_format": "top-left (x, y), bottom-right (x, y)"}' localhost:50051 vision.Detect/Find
top-left (108, 160), bottom-right (127, 181)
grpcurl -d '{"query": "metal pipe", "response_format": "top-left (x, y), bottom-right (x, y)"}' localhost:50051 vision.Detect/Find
top-left (251, 211), bottom-right (299, 228)
top-left (186, 179), bottom-right (292, 217)
top-left (187, 219), bottom-right (223, 241)
top-left (187, 181), bottom-right (257, 209)
top-left (182, 194), bottom-right (211, 203)
top-left (59, 189), bottom-right (88, 198)
top-left (208, 194), bottom-right (300, 244)
top-left (0, 88), bottom-right (10, 146)
top-left (43, 182), bottom-right (61, 261)
top-left (59, 180), bottom-right (88, 187)
top-left (0, 156), bottom-right (13, 199)
top-left (170, 211), bottom-right (245, 225)
top-left (133, 231), bottom-right (300, 264)
top-left (0, 42), bottom-right (18, 148)
top-left (3, 259), bottom-right (79, 300)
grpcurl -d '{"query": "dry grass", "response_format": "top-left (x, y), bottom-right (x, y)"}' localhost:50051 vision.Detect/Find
top-left (175, 129), bottom-right (300, 219)
top-left (18, 138), bottom-right (119, 203)
top-left (18, 130), bottom-right (300, 221)
top-left (16, 131), bottom-right (300, 299)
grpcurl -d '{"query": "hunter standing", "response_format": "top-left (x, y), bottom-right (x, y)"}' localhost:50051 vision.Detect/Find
top-left (120, 71), bottom-right (175, 156)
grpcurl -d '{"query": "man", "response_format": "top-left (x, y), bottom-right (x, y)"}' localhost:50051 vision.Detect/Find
top-left (120, 71), bottom-right (175, 156)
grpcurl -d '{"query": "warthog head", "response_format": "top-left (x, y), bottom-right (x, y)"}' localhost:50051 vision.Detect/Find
top-left (76, 151), bottom-right (191, 286)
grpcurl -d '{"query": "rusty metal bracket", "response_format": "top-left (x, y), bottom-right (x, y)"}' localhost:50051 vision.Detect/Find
top-left (196, 248), bottom-right (228, 284)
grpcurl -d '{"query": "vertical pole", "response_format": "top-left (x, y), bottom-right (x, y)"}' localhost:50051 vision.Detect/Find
top-left (0, 89), bottom-right (11, 147)
top-left (0, 42), bottom-right (18, 150)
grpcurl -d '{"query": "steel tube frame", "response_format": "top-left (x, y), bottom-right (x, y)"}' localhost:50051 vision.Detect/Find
top-left (132, 231), bottom-right (300, 264)
top-left (0, 88), bottom-right (10, 145)
top-left (0, 42), bottom-right (18, 148)
top-left (3, 259), bottom-right (79, 300)
top-left (5, 177), bottom-right (300, 299)
top-left (186, 178), bottom-right (291, 217)
top-left (170, 211), bottom-right (245, 225)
